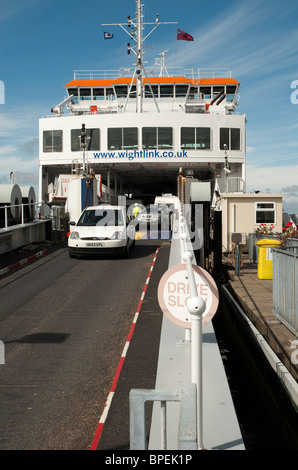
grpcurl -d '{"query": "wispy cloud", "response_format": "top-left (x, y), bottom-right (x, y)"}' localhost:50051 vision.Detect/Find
top-left (0, 0), bottom-right (41, 22)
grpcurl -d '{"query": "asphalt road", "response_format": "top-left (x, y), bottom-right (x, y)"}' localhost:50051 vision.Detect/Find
top-left (0, 240), bottom-right (170, 450)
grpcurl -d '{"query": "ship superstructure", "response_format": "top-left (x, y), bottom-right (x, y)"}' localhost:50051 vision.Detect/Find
top-left (38, 0), bottom-right (246, 222)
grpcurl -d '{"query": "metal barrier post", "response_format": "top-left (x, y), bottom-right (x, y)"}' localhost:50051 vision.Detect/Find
top-left (4, 205), bottom-right (8, 228)
top-left (183, 251), bottom-right (206, 450)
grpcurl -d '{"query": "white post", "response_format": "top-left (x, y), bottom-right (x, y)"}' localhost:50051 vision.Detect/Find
top-left (0, 341), bottom-right (4, 365)
top-left (183, 233), bottom-right (206, 450)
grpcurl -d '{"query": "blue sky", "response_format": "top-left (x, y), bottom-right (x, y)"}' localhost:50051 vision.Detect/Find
top-left (1, 0), bottom-right (298, 213)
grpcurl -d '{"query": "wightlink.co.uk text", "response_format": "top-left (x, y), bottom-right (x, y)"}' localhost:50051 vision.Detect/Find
top-left (93, 150), bottom-right (188, 161)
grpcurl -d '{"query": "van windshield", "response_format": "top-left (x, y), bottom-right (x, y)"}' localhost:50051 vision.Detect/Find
top-left (77, 209), bottom-right (124, 227)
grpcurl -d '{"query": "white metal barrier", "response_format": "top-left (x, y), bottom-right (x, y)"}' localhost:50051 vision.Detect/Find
top-left (0, 201), bottom-right (39, 229)
top-left (130, 200), bottom-right (207, 450)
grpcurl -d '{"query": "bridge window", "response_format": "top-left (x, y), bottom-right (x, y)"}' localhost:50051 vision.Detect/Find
top-left (79, 88), bottom-right (91, 100)
top-left (226, 85), bottom-right (237, 102)
top-left (220, 128), bottom-right (240, 150)
top-left (142, 127), bottom-right (173, 149)
top-left (114, 86), bottom-right (128, 98)
top-left (255, 202), bottom-right (276, 224)
top-left (108, 128), bottom-right (138, 150)
top-left (175, 85), bottom-right (189, 97)
top-left (71, 128), bottom-right (100, 151)
top-left (67, 88), bottom-right (78, 104)
top-left (93, 88), bottom-right (105, 100)
top-left (188, 86), bottom-right (199, 100)
top-left (160, 85), bottom-right (174, 98)
top-left (213, 86), bottom-right (224, 99)
top-left (199, 87), bottom-right (211, 99)
top-left (43, 130), bottom-right (63, 152)
top-left (181, 127), bottom-right (210, 150)
top-left (128, 85), bottom-right (136, 98)
top-left (106, 88), bottom-right (116, 100)
top-left (144, 85), bottom-right (158, 97)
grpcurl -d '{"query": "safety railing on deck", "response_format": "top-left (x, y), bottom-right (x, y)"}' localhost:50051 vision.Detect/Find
top-left (130, 384), bottom-right (197, 450)
top-left (273, 246), bottom-right (298, 336)
top-left (130, 200), bottom-right (206, 450)
top-left (0, 202), bottom-right (40, 229)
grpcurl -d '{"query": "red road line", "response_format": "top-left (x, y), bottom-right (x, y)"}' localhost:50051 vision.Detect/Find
top-left (90, 248), bottom-right (160, 450)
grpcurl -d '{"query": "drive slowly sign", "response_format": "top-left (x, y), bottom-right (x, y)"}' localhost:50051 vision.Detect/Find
top-left (158, 264), bottom-right (219, 328)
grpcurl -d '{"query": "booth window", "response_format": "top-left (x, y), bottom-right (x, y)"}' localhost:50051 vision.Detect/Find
top-left (255, 202), bottom-right (276, 224)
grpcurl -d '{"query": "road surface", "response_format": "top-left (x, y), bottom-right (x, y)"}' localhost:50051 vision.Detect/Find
top-left (0, 240), bottom-right (170, 450)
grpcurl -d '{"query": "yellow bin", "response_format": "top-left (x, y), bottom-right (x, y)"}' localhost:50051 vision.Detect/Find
top-left (255, 239), bottom-right (282, 279)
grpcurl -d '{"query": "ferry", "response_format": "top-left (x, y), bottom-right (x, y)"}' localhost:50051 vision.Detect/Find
top-left (38, 0), bottom-right (246, 246)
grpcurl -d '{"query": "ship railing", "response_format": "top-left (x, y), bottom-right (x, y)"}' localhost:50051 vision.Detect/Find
top-left (73, 67), bottom-right (233, 80)
top-left (226, 177), bottom-right (246, 193)
top-left (197, 68), bottom-right (232, 78)
top-left (0, 201), bottom-right (44, 229)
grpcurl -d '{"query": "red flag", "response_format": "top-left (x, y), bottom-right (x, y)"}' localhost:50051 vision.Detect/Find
top-left (177, 28), bottom-right (194, 41)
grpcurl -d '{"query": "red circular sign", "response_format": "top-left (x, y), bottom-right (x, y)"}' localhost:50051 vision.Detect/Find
top-left (158, 264), bottom-right (219, 328)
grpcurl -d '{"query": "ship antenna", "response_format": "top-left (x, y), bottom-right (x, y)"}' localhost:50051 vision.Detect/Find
top-left (155, 50), bottom-right (170, 77)
top-left (102, 0), bottom-right (177, 113)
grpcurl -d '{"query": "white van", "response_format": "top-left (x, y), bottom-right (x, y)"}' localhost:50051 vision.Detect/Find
top-left (68, 205), bottom-right (135, 258)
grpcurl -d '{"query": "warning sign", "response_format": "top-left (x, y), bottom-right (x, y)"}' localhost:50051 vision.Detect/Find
top-left (158, 264), bottom-right (219, 328)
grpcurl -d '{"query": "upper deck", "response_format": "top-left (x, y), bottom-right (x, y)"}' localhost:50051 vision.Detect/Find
top-left (61, 68), bottom-right (240, 116)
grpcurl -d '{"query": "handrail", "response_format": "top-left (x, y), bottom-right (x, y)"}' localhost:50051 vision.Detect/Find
top-left (176, 201), bottom-right (206, 450)
top-left (0, 201), bottom-right (43, 229)
top-left (129, 199), bottom-right (206, 450)
top-left (130, 384), bottom-right (197, 450)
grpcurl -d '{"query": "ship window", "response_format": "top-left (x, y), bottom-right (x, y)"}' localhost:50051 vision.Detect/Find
top-left (108, 128), bottom-right (138, 150)
top-left (144, 85), bottom-right (158, 97)
top-left (142, 127), bottom-right (156, 149)
top-left (114, 86), bottom-right (128, 98)
top-left (123, 128), bottom-right (138, 149)
top-left (188, 87), bottom-right (199, 100)
top-left (93, 88), bottom-right (105, 100)
top-left (128, 85), bottom-right (136, 98)
top-left (226, 86), bottom-right (237, 103)
top-left (43, 130), bottom-right (63, 152)
top-left (175, 85), bottom-right (189, 97)
top-left (181, 128), bottom-right (195, 149)
top-left (71, 128), bottom-right (100, 151)
top-left (106, 88), bottom-right (116, 100)
top-left (67, 88), bottom-right (78, 104)
top-left (158, 128), bottom-right (173, 149)
top-left (226, 86), bottom-right (236, 94)
top-left (199, 87), bottom-right (211, 99)
top-left (220, 128), bottom-right (240, 150)
top-left (196, 128), bottom-right (210, 149)
top-left (255, 202), bottom-right (276, 224)
top-left (213, 86), bottom-right (224, 96)
top-left (108, 128), bottom-right (122, 150)
top-left (142, 127), bottom-right (173, 149)
top-left (231, 128), bottom-right (240, 150)
top-left (79, 88), bottom-right (91, 100)
top-left (160, 85), bottom-right (174, 98)
top-left (181, 127), bottom-right (210, 150)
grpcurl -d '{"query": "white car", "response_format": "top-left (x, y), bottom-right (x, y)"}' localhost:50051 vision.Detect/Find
top-left (68, 205), bottom-right (135, 258)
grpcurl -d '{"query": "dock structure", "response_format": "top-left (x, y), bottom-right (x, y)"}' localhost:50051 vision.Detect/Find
top-left (224, 256), bottom-right (298, 393)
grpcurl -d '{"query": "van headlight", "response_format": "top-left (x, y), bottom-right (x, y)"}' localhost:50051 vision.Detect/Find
top-left (70, 231), bottom-right (80, 240)
top-left (111, 231), bottom-right (123, 240)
